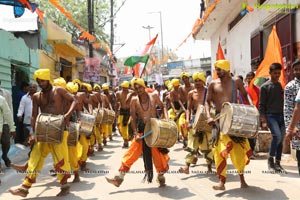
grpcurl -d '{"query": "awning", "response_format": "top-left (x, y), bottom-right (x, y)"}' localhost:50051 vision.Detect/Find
top-left (47, 39), bottom-right (85, 57)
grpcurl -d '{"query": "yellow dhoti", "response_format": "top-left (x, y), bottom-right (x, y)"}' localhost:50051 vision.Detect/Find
top-left (22, 131), bottom-right (71, 188)
top-left (213, 134), bottom-right (252, 183)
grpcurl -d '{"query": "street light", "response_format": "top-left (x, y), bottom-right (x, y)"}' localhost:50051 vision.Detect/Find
top-left (142, 25), bottom-right (154, 40)
top-left (148, 11), bottom-right (164, 62)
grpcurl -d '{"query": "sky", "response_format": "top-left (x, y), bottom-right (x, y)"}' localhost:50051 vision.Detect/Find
top-left (111, 0), bottom-right (211, 60)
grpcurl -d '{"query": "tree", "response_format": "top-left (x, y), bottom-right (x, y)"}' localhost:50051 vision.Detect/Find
top-left (39, 0), bottom-right (111, 43)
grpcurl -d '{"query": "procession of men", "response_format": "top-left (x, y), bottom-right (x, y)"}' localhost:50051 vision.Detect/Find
top-left (1, 59), bottom-right (300, 198)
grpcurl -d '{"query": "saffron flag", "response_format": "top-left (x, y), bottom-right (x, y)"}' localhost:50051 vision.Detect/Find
top-left (213, 41), bottom-right (225, 80)
top-left (133, 34), bottom-right (158, 78)
top-left (248, 25), bottom-right (285, 106)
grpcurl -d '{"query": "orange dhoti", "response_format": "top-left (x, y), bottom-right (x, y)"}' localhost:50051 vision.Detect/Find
top-left (119, 133), bottom-right (170, 174)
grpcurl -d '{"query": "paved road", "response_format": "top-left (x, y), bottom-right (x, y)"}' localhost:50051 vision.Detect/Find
top-left (1, 133), bottom-right (300, 200)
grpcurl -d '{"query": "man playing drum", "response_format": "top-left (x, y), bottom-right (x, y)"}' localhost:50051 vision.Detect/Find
top-left (205, 60), bottom-right (253, 190)
top-left (169, 78), bottom-right (185, 143)
top-left (101, 83), bottom-right (114, 146)
top-left (106, 78), bottom-right (170, 188)
top-left (178, 72), bottom-right (195, 148)
top-left (9, 69), bottom-right (77, 197)
top-left (92, 84), bottom-right (104, 151)
top-left (77, 83), bottom-right (94, 171)
top-left (179, 72), bottom-right (213, 174)
top-left (115, 81), bottom-right (135, 148)
top-left (102, 83), bottom-right (116, 141)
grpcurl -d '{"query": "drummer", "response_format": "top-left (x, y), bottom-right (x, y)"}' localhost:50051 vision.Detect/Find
top-left (102, 83), bottom-right (116, 141)
top-left (101, 83), bottom-right (114, 146)
top-left (115, 81), bottom-right (135, 148)
top-left (106, 78), bottom-right (170, 188)
top-left (92, 84), bottom-right (104, 151)
top-left (9, 69), bottom-right (77, 197)
top-left (205, 60), bottom-right (253, 190)
top-left (178, 72), bottom-right (195, 148)
top-left (77, 83), bottom-right (94, 171)
top-left (168, 78), bottom-right (185, 143)
top-left (179, 72), bottom-right (213, 174)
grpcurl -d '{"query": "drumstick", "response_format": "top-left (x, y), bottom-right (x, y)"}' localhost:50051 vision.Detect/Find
top-left (139, 130), bottom-right (153, 139)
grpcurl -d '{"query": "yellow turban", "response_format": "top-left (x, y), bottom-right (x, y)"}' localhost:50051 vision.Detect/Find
top-left (72, 79), bottom-right (82, 87)
top-left (192, 72), bottom-right (206, 83)
top-left (134, 78), bottom-right (146, 88)
top-left (180, 72), bottom-right (189, 79)
top-left (82, 83), bottom-right (92, 92)
top-left (102, 84), bottom-right (109, 90)
top-left (214, 59), bottom-right (230, 71)
top-left (33, 69), bottom-right (51, 82)
top-left (53, 77), bottom-right (67, 88)
top-left (86, 83), bottom-right (92, 92)
top-left (131, 78), bottom-right (137, 87)
top-left (167, 83), bottom-right (173, 91)
top-left (171, 78), bottom-right (180, 87)
top-left (66, 82), bottom-right (79, 94)
top-left (93, 84), bottom-right (101, 90)
top-left (121, 81), bottom-right (130, 88)
top-left (164, 80), bottom-right (170, 86)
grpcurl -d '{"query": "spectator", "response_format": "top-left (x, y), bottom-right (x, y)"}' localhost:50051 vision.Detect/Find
top-left (17, 83), bottom-right (37, 145)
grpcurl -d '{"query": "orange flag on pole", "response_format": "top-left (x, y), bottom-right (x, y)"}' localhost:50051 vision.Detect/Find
top-left (248, 25), bottom-right (285, 106)
top-left (213, 41), bottom-right (225, 79)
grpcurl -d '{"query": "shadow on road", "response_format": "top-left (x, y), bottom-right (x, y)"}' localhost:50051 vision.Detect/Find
top-left (109, 185), bottom-right (196, 199)
top-left (215, 186), bottom-right (289, 200)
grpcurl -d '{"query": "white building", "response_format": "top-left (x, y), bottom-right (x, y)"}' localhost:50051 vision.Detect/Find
top-left (193, 0), bottom-right (300, 81)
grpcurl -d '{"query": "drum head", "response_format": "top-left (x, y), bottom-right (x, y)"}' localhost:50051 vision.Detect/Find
top-left (219, 102), bottom-right (233, 134)
top-left (144, 118), bottom-right (157, 146)
top-left (192, 104), bottom-right (205, 129)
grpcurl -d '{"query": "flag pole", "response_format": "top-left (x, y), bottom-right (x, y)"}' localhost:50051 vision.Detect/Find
top-left (139, 35), bottom-right (158, 78)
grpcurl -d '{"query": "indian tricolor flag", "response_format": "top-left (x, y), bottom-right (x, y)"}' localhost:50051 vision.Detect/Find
top-left (124, 34), bottom-right (158, 78)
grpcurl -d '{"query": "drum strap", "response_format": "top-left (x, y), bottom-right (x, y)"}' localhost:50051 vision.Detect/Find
top-left (231, 79), bottom-right (237, 103)
top-left (203, 88), bottom-right (207, 105)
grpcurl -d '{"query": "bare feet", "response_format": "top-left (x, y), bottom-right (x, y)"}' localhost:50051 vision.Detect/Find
top-left (105, 176), bottom-right (123, 187)
top-left (9, 188), bottom-right (29, 197)
top-left (207, 164), bottom-right (212, 173)
top-left (191, 157), bottom-right (198, 165)
top-left (56, 184), bottom-right (70, 196)
top-left (157, 175), bottom-right (166, 187)
top-left (212, 181), bottom-right (225, 190)
top-left (240, 174), bottom-right (249, 188)
top-left (11, 163), bottom-right (28, 173)
top-left (178, 167), bottom-right (190, 174)
top-left (241, 182), bottom-right (249, 188)
top-left (72, 173), bottom-right (80, 183)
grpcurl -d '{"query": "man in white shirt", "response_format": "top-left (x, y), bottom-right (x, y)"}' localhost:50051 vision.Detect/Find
top-left (17, 83), bottom-right (37, 145)
top-left (0, 95), bottom-right (16, 175)
top-left (0, 80), bottom-right (14, 169)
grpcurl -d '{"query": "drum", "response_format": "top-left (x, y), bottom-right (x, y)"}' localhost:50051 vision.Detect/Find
top-left (144, 118), bottom-right (178, 148)
top-left (93, 108), bottom-right (104, 125)
top-left (101, 108), bottom-right (115, 124)
top-left (67, 122), bottom-right (80, 146)
top-left (79, 113), bottom-right (95, 136)
top-left (35, 113), bottom-right (65, 144)
top-left (192, 104), bottom-right (212, 133)
top-left (255, 130), bottom-right (272, 152)
top-left (219, 102), bottom-right (259, 138)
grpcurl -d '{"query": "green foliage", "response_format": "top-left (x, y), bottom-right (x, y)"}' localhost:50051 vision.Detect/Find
top-left (39, 0), bottom-right (111, 43)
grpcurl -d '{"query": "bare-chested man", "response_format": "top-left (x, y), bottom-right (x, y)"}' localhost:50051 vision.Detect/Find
top-left (115, 81), bottom-right (134, 148)
top-left (101, 84), bottom-right (114, 145)
top-left (205, 60), bottom-right (253, 190)
top-left (92, 84), bottom-right (104, 151)
top-left (77, 83), bottom-right (94, 171)
top-left (178, 72), bottom-right (195, 148)
top-left (106, 78), bottom-right (170, 188)
top-left (9, 69), bottom-right (77, 197)
top-left (168, 79), bottom-right (185, 142)
top-left (179, 72), bottom-right (213, 174)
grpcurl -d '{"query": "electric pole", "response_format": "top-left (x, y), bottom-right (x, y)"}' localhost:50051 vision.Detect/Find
top-left (88, 0), bottom-right (94, 58)
top-left (110, 0), bottom-right (114, 54)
